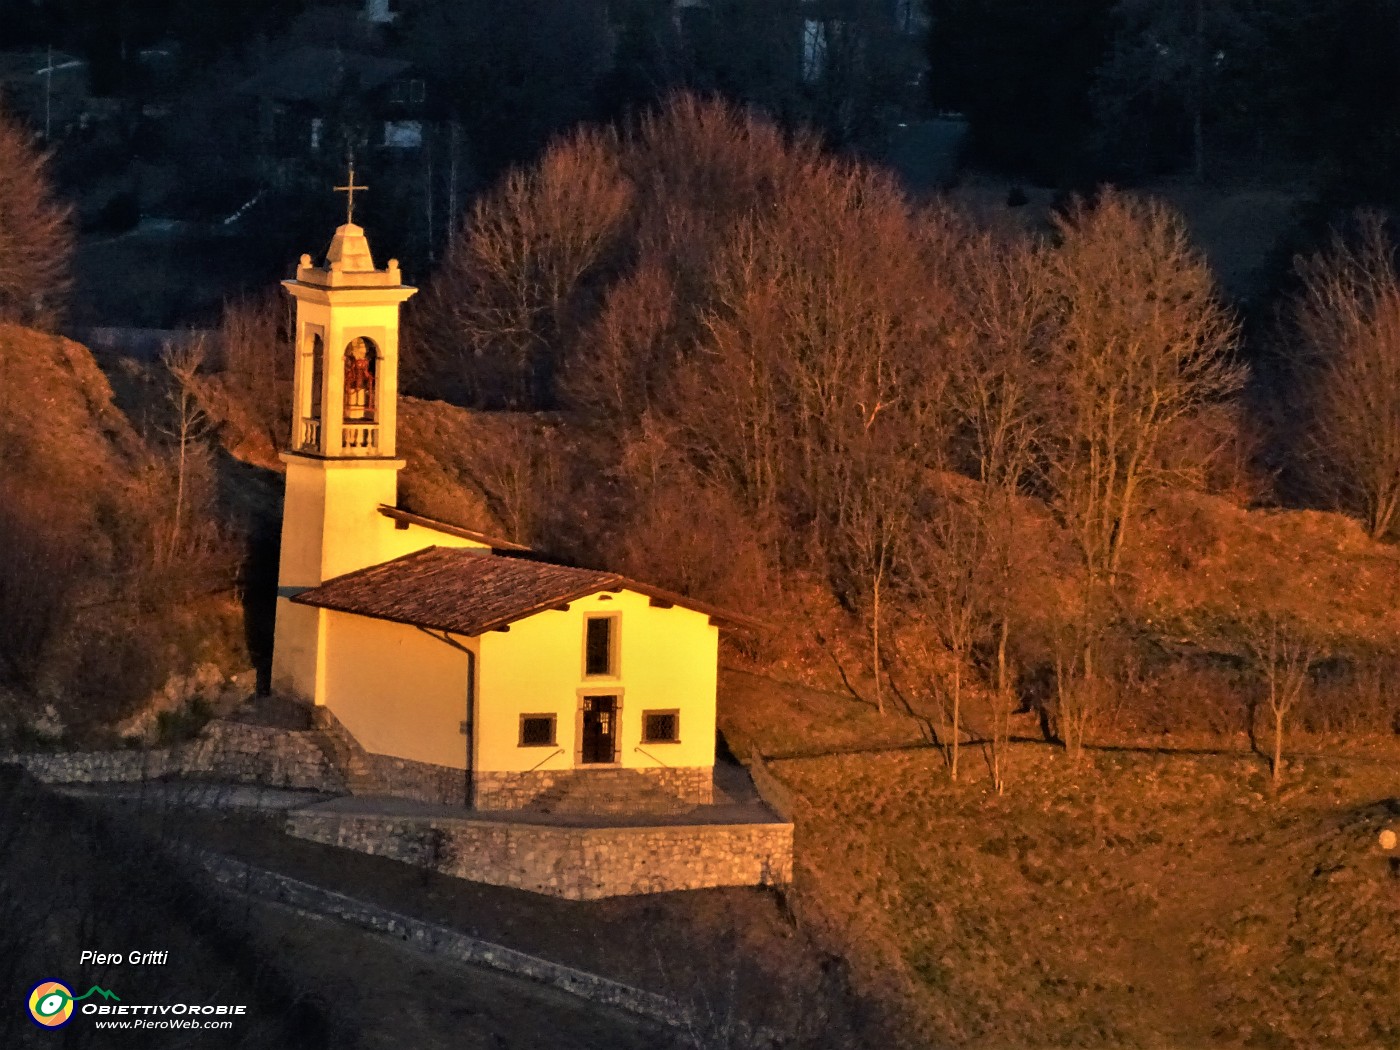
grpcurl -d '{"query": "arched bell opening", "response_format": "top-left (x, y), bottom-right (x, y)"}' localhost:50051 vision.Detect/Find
top-left (342, 336), bottom-right (380, 451)
top-left (297, 332), bottom-right (325, 451)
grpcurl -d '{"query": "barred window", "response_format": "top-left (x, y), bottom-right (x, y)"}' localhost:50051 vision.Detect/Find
top-left (642, 710), bottom-right (679, 744)
top-left (519, 715), bottom-right (556, 747)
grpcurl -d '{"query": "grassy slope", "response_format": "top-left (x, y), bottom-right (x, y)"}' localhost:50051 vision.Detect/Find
top-left (719, 486), bottom-right (1400, 1047)
top-left (0, 326), bottom-right (250, 730)
top-left (723, 668), bottom-right (1400, 1048)
top-left (0, 323), bottom-right (148, 528)
top-left (1128, 490), bottom-right (1400, 648)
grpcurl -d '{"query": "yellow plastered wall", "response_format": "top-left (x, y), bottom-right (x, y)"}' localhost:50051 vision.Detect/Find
top-left (476, 589), bottom-right (718, 774)
top-left (377, 520), bottom-right (492, 563)
top-left (279, 456), bottom-right (493, 591)
top-left (273, 463), bottom-right (491, 705)
top-left (322, 610), bottom-right (476, 769)
top-left (278, 457), bottom-right (401, 588)
top-left (270, 600), bottom-right (325, 703)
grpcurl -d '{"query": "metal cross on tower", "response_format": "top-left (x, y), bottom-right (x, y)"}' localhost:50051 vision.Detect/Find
top-left (334, 161), bottom-right (368, 225)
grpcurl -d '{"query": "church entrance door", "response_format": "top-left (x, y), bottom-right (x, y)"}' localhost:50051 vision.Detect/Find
top-left (580, 696), bottom-right (617, 764)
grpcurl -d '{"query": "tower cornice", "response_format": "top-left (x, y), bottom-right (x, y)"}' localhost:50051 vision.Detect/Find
top-left (281, 279), bottom-right (418, 306)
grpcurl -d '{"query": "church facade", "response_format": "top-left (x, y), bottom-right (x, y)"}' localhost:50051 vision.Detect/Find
top-left (270, 217), bottom-right (745, 812)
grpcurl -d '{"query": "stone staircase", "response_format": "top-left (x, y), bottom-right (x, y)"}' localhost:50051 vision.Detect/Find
top-left (525, 769), bottom-right (693, 817)
top-left (308, 707), bottom-right (382, 796)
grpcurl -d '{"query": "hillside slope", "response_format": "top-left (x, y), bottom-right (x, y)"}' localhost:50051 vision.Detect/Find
top-left (0, 323), bottom-right (148, 534)
top-left (725, 669), bottom-right (1400, 1046)
top-left (720, 490), bottom-right (1400, 1047)
top-left (762, 738), bottom-right (1400, 1049)
top-left (0, 325), bottom-right (244, 736)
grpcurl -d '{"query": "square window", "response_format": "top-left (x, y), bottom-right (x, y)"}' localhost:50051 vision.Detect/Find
top-left (519, 714), bottom-right (556, 747)
top-left (585, 616), bottom-right (616, 676)
top-left (642, 710), bottom-right (679, 744)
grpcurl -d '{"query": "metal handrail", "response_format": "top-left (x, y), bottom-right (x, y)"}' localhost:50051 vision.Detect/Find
top-left (633, 745), bottom-right (671, 768)
top-left (526, 747), bottom-right (565, 773)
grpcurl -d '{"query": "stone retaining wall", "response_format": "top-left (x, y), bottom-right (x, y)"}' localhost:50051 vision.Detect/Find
top-left (745, 750), bottom-right (796, 822)
top-left (285, 807), bottom-right (794, 900)
top-left (364, 753), bottom-right (467, 805)
top-left (355, 752), bottom-right (716, 812)
top-left (2, 720), bottom-right (343, 792)
top-left (473, 764), bottom-right (714, 811)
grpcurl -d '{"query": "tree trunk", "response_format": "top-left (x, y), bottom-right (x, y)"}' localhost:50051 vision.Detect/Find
top-left (993, 617), bottom-right (1009, 795)
top-left (171, 417), bottom-right (187, 561)
top-left (950, 660), bottom-right (961, 782)
top-left (872, 571), bottom-right (884, 716)
top-left (1271, 705), bottom-right (1285, 786)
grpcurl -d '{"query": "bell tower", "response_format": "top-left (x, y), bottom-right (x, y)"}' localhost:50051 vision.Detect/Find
top-left (271, 167), bottom-right (417, 701)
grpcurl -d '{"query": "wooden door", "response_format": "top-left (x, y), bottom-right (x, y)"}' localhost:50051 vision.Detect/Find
top-left (581, 696), bottom-right (617, 764)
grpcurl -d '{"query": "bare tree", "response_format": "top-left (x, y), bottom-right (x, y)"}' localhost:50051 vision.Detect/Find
top-left (1048, 587), bottom-right (1112, 762)
top-left (1240, 613), bottom-right (1319, 787)
top-left (217, 292), bottom-right (293, 452)
top-left (930, 232), bottom-right (1044, 786)
top-left (950, 232), bottom-right (1045, 492)
top-left (904, 489), bottom-right (989, 779)
top-left (159, 338), bottom-right (211, 563)
top-left (411, 127), bottom-right (633, 407)
top-left (1040, 190), bottom-right (1245, 585)
top-left (1288, 212), bottom-right (1400, 538)
top-left (670, 158), bottom-right (958, 709)
top-left (471, 418), bottom-right (561, 548)
top-left (561, 259), bottom-right (678, 425)
top-left (841, 456), bottom-right (915, 716)
top-left (1034, 191), bottom-right (1243, 758)
top-left (0, 104), bottom-right (72, 325)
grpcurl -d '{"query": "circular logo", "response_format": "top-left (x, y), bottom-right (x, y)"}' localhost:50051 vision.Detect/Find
top-left (28, 981), bottom-right (75, 1028)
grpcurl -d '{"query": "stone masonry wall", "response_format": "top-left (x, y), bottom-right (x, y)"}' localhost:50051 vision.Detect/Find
top-left (363, 753), bottom-right (468, 806)
top-left (2, 720), bottom-right (344, 792)
top-left (285, 808), bottom-right (794, 900)
top-left (472, 764), bottom-right (714, 811)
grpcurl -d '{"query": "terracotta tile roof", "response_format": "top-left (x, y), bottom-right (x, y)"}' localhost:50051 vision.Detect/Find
top-left (290, 547), bottom-right (760, 635)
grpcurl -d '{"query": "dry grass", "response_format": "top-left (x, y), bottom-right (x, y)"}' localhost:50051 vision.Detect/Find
top-left (719, 668), bottom-right (931, 760)
top-left (725, 673), bottom-right (1400, 1048)
top-left (0, 323), bottom-right (148, 523)
top-left (395, 396), bottom-right (538, 542)
top-left (1129, 488), bottom-right (1400, 650)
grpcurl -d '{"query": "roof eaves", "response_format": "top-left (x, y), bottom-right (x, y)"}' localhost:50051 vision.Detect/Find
top-left (613, 577), bottom-right (767, 631)
top-left (465, 575), bottom-right (625, 635)
top-left (378, 505), bottom-right (530, 552)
